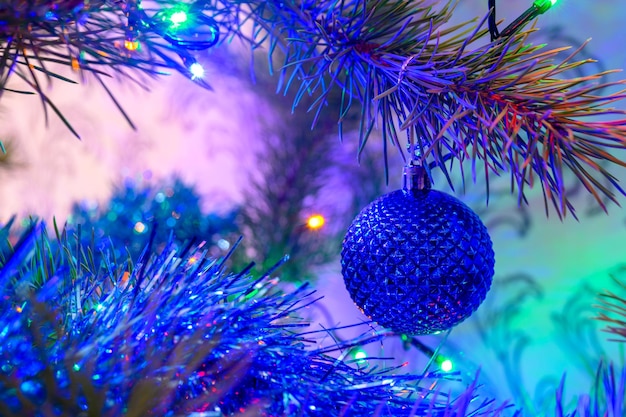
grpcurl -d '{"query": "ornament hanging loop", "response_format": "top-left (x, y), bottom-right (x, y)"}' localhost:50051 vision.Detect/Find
top-left (404, 127), bottom-right (431, 195)
top-left (403, 163), bottom-right (431, 195)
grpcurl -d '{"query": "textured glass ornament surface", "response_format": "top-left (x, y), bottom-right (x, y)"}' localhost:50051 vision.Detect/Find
top-left (341, 188), bottom-right (495, 335)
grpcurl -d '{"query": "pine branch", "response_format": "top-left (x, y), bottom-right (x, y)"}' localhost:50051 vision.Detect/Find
top-left (235, 63), bottom-right (345, 282)
top-left (216, 0), bottom-right (626, 216)
top-left (0, 0), bottom-right (224, 136)
top-left (596, 276), bottom-right (626, 342)
top-left (4, 0), bottom-right (626, 215)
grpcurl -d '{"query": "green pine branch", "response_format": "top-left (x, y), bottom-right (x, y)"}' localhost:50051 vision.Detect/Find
top-left (225, 0), bottom-right (626, 217)
top-left (596, 276), bottom-right (626, 342)
top-left (3, 0), bottom-right (626, 216)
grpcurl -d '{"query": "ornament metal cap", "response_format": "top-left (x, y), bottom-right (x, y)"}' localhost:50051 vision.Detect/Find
top-left (403, 164), bottom-right (431, 195)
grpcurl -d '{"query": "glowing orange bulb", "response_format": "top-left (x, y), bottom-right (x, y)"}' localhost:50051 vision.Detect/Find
top-left (306, 214), bottom-right (325, 230)
top-left (134, 221), bottom-right (146, 233)
top-left (124, 40), bottom-right (139, 51)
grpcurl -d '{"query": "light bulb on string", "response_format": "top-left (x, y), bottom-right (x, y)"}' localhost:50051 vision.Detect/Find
top-left (149, 5), bottom-right (219, 51)
top-left (436, 357), bottom-right (454, 373)
top-left (189, 62), bottom-right (205, 79)
top-left (353, 349), bottom-right (368, 365)
top-left (495, 0), bottom-right (559, 39)
top-left (401, 334), bottom-right (453, 373)
top-left (124, 0), bottom-right (141, 52)
top-left (178, 54), bottom-right (209, 84)
top-left (306, 214), bottom-right (325, 230)
top-left (124, 39), bottom-right (140, 51)
top-left (169, 10), bottom-right (188, 28)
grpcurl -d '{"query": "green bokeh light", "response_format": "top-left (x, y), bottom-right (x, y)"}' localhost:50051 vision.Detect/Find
top-left (435, 354), bottom-right (454, 372)
top-left (440, 359), bottom-right (453, 372)
top-left (353, 349), bottom-right (367, 364)
top-left (157, 6), bottom-right (191, 30)
top-left (170, 10), bottom-right (188, 26)
top-left (533, 0), bottom-right (558, 13)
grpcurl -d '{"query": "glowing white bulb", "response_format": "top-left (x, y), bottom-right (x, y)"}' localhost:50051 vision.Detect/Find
top-left (354, 351), bottom-right (367, 361)
top-left (170, 10), bottom-right (188, 25)
top-left (189, 62), bottom-right (205, 79)
top-left (440, 359), bottom-right (453, 372)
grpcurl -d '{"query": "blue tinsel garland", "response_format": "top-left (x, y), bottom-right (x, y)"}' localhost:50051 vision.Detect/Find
top-left (0, 222), bottom-right (623, 416)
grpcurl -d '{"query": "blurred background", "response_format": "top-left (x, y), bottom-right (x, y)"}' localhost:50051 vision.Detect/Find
top-left (1, 0), bottom-right (625, 413)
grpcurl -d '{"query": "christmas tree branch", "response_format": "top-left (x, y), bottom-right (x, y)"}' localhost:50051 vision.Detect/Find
top-left (3, 0), bottom-right (626, 215)
top-left (596, 277), bottom-right (626, 342)
top-left (0, 0), bottom-right (219, 136)
top-left (219, 0), bottom-right (626, 216)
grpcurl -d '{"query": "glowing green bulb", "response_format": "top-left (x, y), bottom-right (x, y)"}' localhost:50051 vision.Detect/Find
top-left (354, 351), bottom-right (367, 360)
top-left (170, 10), bottom-right (188, 26)
top-left (440, 359), bottom-right (453, 372)
top-left (533, 0), bottom-right (557, 13)
top-left (353, 349), bottom-right (368, 364)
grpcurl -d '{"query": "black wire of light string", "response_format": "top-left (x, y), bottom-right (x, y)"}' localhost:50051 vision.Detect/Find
top-left (488, 0), bottom-right (500, 41)
top-left (490, 0), bottom-right (556, 40)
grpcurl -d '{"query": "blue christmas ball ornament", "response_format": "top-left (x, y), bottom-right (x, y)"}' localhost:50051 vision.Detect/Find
top-left (341, 165), bottom-right (495, 335)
